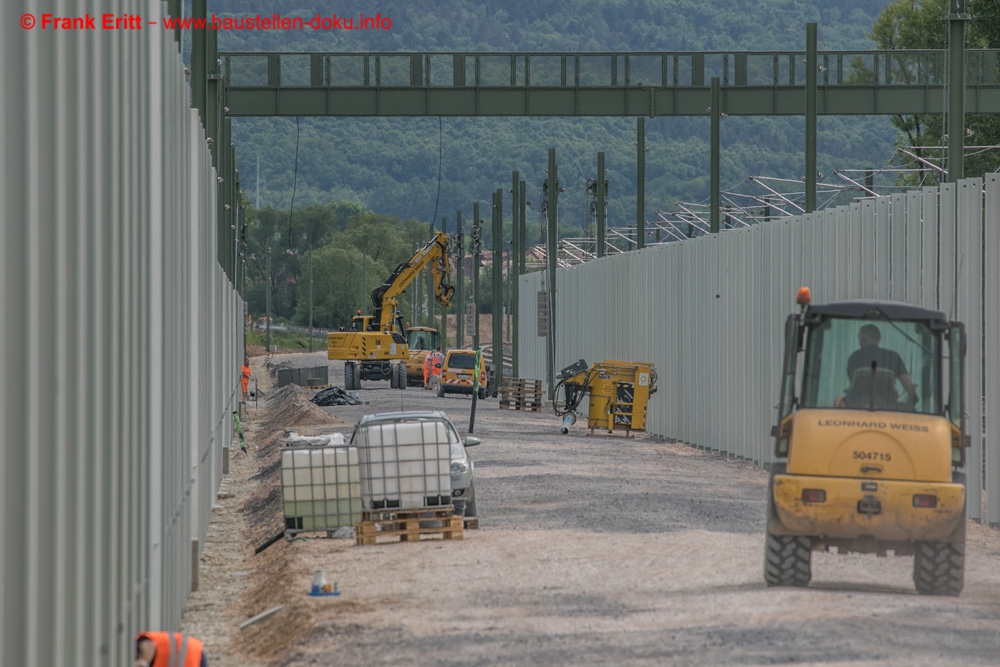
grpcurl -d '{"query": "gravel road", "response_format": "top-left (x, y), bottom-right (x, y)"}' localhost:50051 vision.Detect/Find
top-left (183, 352), bottom-right (1000, 666)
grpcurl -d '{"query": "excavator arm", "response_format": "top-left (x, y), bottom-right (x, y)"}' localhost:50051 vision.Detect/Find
top-left (369, 231), bottom-right (455, 332)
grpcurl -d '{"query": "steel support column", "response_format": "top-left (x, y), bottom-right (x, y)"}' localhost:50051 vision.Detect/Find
top-left (492, 190), bottom-right (504, 392)
top-left (597, 152), bottom-right (606, 258)
top-left (519, 180), bottom-right (527, 274)
top-left (547, 148), bottom-right (558, 398)
top-left (473, 202), bottom-right (481, 350)
top-left (191, 0), bottom-right (206, 122)
top-left (947, 0), bottom-right (969, 181)
top-left (710, 77), bottom-right (720, 234)
top-left (511, 172), bottom-right (520, 378)
top-left (806, 23), bottom-right (818, 213)
top-left (456, 210), bottom-right (464, 348)
top-left (441, 217), bottom-right (447, 347)
top-left (637, 117), bottom-right (645, 248)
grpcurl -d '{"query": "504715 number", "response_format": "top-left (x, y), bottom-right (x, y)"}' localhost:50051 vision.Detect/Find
top-left (853, 450), bottom-right (891, 462)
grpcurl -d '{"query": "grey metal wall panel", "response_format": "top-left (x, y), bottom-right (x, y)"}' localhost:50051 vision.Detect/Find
top-left (875, 197), bottom-right (891, 299)
top-left (986, 174), bottom-right (1000, 526)
top-left (837, 207), bottom-right (851, 300)
top-left (957, 180), bottom-right (984, 520)
top-left (904, 191), bottom-right (923, 303)
top-left (889, 193), bottom-right (908, 300)
top-left (939, 184), bottom-right (957, 317)
top-left (860, 201), bottom-right (876, 298)
top-left (2, 0), bottom-right (246, 662)
top-left (921, 189), bottom-right (940, 309)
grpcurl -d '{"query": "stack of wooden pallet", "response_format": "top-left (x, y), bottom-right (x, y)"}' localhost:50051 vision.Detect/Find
top-left (499, 378), bottom-right (544, 412)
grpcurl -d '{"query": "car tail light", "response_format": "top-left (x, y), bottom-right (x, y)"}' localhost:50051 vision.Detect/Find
top-left (801, 488), bottom-right (826, 503)
top-left (913, 494), bottom-right (938, 508)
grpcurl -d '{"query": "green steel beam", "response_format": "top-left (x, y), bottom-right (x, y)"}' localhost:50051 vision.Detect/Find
top-left (805, 23), bottom-right (817, 213)
top-left (220, 50), bottom-right (1000, 117)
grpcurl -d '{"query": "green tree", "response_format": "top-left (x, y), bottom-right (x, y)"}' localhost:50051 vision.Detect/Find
top-left (300, 244), bottom-right (390, 328)
top-left (245, 205), bottom-right (300, 321)
top-left (869, 0), bottom-right (1000, 184)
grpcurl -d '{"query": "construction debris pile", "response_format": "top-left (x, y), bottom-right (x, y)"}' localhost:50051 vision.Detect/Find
top-left (310, 386), bottom-right (365, 407)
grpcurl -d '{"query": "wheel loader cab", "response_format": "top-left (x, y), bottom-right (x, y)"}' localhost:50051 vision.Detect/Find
top-left (800, 317), bottom-right (939, 414)
top-left (767, 294), bottom-right (968, 596)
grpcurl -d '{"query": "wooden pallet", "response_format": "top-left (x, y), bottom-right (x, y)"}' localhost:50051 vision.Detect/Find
top-left (500, 378), bottom-right (544, 412)
top-left (361, 507), bottom-right (454, 522)
top-left (355, 508), bottom-right (464, 545)
top-left (463, 516), bottom-right (479, 530)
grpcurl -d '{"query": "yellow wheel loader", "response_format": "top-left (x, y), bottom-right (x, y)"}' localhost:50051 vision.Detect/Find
top-left (766, 288), bottom-right (968, 596)
top-left (404, 325), bottom-right (440, 387)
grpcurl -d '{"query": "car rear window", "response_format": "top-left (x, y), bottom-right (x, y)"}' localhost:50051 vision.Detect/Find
top-left (448, 353), bottom-right (476, 369)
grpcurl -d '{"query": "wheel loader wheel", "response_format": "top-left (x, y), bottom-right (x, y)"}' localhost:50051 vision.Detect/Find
top-left (345, 363), bottom-right (357, 391)
top-left (913, 540), bottom-right (965, 596)
top-left (389, 366), bottom-right (398, 389)
top-left (395, 363), bottom-right (407, 390)
top-left (764, 533), bottom-right (812, 587)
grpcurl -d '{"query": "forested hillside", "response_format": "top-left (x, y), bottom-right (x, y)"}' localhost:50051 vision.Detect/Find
top-left (211, 0), bottom-right (902, 227)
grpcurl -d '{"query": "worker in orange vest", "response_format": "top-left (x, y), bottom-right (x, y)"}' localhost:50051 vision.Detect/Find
top-left (135, 631), bottom-right (207, 667)
top-left (241, 357), bottom-right (252, 402)
top-left (429, 347), bottom-right (445, 391)
top-left (422, 352), bottom-right (433, 388)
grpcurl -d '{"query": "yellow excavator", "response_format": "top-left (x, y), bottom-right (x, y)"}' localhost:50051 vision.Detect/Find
top-left (328, 231), bottom-right (454, 390)
top-left (766, 287), bottom-right (968, 595)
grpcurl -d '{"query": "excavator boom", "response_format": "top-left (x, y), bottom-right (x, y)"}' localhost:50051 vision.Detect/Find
top-left (370, 231), bottom-right (454, 332)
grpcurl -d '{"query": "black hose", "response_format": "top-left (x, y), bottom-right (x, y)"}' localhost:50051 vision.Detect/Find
top-left (553, 369), bottom-right (594, 417)
top-left (255, 529), bottom-right (286, 555)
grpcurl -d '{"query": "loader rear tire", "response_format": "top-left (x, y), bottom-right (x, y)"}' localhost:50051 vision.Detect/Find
top-left (913, 540), bottom-right (964, 596)
top-left (395, 363), bottom-right (407, 390)
top-left (345, 363), bottom-right (357, 391)
top-left (764, 533), bottom-right (811, 587)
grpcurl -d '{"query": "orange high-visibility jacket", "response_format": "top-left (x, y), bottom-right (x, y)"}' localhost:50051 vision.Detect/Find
top-left (136, 631), bottom-right (205, 667)
top-left (241, 364), bottom-right (251, 391)
top-left (430, 351), bottom-right (444, 376)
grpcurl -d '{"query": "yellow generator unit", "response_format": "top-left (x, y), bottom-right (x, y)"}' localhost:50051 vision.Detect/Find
top-left (555, 359), bottom-right (657, 436)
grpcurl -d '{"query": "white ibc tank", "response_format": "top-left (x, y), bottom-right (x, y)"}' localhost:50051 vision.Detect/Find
top-left (281, 446), bottom-right (362, 531)
top-left (357, 420), bottom-right (452, 511)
